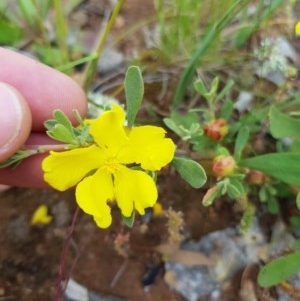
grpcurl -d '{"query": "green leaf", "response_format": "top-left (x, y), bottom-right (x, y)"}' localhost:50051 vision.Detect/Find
top-left (220, 99), bottom-right (233, 120)
top-left (47, 124), bottom-right (77, 144)
top-left (240, 203), bottom-right (256, 232)
top-left (227, 178), bottom-right (245, 199)
top-left (16, 0), bottom-right (36, 26)
top-left (163, 118), bottom-right (183, 137)
top-left (240, 153), bottom-right (300, 186)
top-left (258, 252), bottom-right (300, 287)
top-left (53, 110), bottom-right (74, 133)
top-left (269, 106), bottom-right (300, 138)
top-left (267, 197), bottom-right (279, 214)
top-left (122, 211), bottom-right (135, 228)
top-left (296, 192), bottom-right (300, 210)
top-left (0, 150), bottom-right (33, 168)
top-left (0, 20), bottom-right (22, 45)
top-left (216, 80), bottom-right (234, 102)
top-left (125, 66), bottom-right (144, 127)
top-left (172, 157), bottom-right (207, 188)
top-left (234, 126), bottom-right (250, 160)
top-left (194, 79), bottom-right (207, 96)
top-left (44, 119), bottom-right (57, 131)
top-left (209, 77), bottom-right (219, 98)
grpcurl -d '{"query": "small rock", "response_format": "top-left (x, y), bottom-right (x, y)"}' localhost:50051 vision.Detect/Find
top-left (5, 215), bottom-right (30, 244)
top-left (96, 49), bottom-right (124, 74)
top-left (52, 201), bottom-right (71, 227)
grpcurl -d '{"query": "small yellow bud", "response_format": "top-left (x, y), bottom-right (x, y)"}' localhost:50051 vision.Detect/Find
top-left (153, 202), bottom-right (163, 217)
top-left (30, 205), bottom-right (53, 225)
top-left (212, 155), bottom-right (235, 177)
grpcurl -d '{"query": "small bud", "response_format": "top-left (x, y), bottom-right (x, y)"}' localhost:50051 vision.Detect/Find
top-left (212, 155), bottom-right (235, 177)
top-left (204, 118), bottom-right (228, 141)
top-left (30, 205), bottom-right (53, 225)
top-left (246, 170), bottom-right (266, 185)
top-left (203, 186), bottom-right (219, 206)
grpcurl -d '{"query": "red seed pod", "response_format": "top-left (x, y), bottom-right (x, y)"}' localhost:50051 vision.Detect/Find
top-left (204, 118), bottom-right (228, 141)
top-left (246, 170), bottom-right (267, 185)
top-left (212, 155), bottom-right (235, 177)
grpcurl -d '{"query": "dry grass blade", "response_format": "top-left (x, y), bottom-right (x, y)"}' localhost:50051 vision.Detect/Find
top-left (155, 243), bottom-right (214, 266)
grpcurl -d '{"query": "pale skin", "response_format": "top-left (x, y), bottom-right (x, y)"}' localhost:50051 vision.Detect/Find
top-left (0, 47), bottom-right (87, 187)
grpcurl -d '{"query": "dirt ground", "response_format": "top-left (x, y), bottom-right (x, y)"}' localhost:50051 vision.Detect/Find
top-left (0, 172), bottom-right (240, 301)
top-left (0, 1), bottom-right (294, 301)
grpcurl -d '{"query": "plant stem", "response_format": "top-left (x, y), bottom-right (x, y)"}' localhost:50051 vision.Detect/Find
top-left (56, 206), bottom-right (80, 301)
top-left (22, 144), bottom-right (69, 154)
top-left (82, 0), bottom-right (125, 92)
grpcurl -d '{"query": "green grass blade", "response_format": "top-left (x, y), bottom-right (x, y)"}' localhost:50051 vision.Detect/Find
top-left (54, 0), bottom-right (70, 71)
top-left (172, 0), bottom-right (250, 107)
top-left (82, 0), bottom-right (125, 92)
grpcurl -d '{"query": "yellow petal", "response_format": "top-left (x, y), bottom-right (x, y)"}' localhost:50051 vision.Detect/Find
top-left (119, 125), bottom-right (176, 170)
top-left (42, 145), bottom-right (105, 191)
top-left (296, 21), bottom-right (300, 35)
top-left (114, 166), bottom-right (158, 217)
top-left (30, 205), bottom-right (52, 225)
top-left (86, 104), bottom-right (129, 157)
top-left (76, 168), bottom-right (114, 228)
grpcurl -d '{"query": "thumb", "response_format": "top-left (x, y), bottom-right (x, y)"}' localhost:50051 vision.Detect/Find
top-left (0, 83), bottom-right (32, 162)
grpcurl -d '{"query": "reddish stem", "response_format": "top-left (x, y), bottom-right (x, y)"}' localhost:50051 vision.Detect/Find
top-left (55, 206), bottom-right (80, 301)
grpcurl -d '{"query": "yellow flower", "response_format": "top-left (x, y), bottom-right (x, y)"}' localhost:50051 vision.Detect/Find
top-left (42, 105), bottom-right (175, 228)
top-left (31, 205), bottom-right (53, 225)
top-left (296, 21), bottom-right (300, 35)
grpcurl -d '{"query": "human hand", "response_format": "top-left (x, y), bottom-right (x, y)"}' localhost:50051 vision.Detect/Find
top-left (0, 47), bottom-right (87, 188)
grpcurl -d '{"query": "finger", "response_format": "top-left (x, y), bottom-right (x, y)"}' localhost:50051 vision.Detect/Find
top-left (0, 133), bottom-right (58, 187)
top-left (0, 154), bottom-right (48, 188)
top-left (0, 83), bottom-right (32, 161)
top-left (0, 47), bottom-right (87, 131)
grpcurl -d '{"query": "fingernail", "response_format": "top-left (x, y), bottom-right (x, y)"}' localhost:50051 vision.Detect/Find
top-left (0, 83), bottom-right (23, 149)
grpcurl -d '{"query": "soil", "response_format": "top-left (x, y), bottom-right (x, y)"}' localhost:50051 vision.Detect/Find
top-left (0, 1), bottom-right (295, 301)
top-left (0, 174), bottom-right (240, 301)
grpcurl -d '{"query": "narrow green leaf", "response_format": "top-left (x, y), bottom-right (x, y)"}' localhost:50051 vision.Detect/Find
top-left (216, 80), bottom-right (234, 102)
top-left (234, 126), bottom-right (250, 160)
top-left (220, 100), bottom-right (233, 120)
top-left (258, 252), bottom-right (300, 287)
top-left (125, 66), bottom-right (144, 127)
top-left (58, 54), bottom-right (98, 72)
top-left (240, 153), bottom-right (300, 186)
top-left (209, 77), bottom-right (219, 97)
top-left (269, 106), bottom-right (300, 138)
top-left (172, 0), bottom-right (247, 107)
top-left (172, 157), bottom-right (207, 188)
top-left (54, 0), bottom-right (70, 67)
top-left (122, 212), bottom-right (135, 228)
top-left (16, 0), bottom-right (36, 26)
top-left (0, 150), bottom-right (33, 168)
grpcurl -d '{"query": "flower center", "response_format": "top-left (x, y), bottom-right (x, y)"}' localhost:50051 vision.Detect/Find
top-left (104, 158), bottom-right (121, 174)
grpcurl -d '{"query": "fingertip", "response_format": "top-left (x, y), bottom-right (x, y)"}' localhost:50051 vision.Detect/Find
top-left (0, 83), bottom-right (32, 161)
